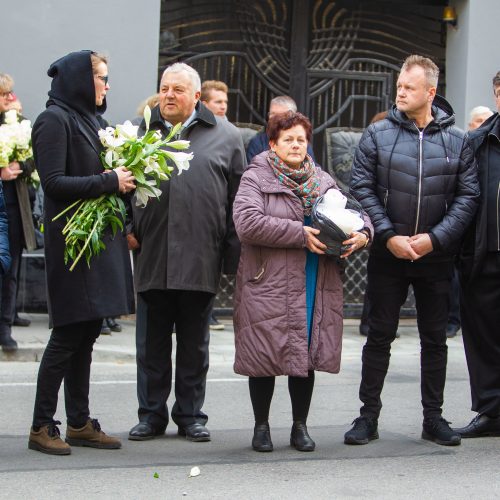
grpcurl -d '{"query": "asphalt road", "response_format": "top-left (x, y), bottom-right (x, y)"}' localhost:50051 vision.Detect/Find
top-left (0, 317), bottom-right (498, 499)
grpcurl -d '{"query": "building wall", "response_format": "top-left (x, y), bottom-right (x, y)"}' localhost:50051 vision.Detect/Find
top-left (0, 0), bottom-right (161, 125)
top-left (446, 0), bottom-right (499, 130)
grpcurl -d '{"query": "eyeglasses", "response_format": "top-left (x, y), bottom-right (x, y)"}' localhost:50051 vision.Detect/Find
top-left (0, 91), bottom-right (13, 98)
top-left (96, 75), bottom-right (109, 85)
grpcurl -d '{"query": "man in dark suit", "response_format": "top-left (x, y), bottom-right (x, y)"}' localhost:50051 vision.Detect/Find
top-left (127, 63), bottom-right (245, 443)
top-left (454, 71), bottom-right (500, 438)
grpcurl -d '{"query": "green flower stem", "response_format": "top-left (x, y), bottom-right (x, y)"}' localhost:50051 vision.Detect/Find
top-left (52, 198), bottom-right (83, 222)
top-left (69, 219), bottom-right (99, 272)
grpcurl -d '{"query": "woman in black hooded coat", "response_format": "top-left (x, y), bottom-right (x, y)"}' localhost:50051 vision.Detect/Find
top-left (28, 50), bottom-right (136, 455)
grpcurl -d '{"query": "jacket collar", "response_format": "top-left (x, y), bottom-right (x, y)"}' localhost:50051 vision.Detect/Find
top-left (147, 101), bottom-right (216, 131)
top-left (468, 112), bottom-right (500, 151)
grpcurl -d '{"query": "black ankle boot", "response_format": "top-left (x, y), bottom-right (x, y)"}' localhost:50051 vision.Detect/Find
top-left (252, 422), bottom-right (273, 452)
top-left (290, 421), bottom-right (315, 451)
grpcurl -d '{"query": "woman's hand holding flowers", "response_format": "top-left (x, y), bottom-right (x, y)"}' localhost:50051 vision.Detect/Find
top-left (304, 226), bottom-right (327, 255)
top-left (1, 161), bottom-right (22, 181)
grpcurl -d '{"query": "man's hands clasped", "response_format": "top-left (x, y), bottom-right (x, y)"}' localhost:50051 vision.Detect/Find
top-left (386, 233), bottom-right (433, 261)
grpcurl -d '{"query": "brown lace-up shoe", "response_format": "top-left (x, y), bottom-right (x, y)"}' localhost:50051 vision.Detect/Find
top-left (66, 418), bottom-right (121, 449)
top-left (28, 421), bottom-right (71, 455)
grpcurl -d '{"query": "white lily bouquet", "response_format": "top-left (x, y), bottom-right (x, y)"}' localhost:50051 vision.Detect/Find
top-left (0, 109), bottom-right (39, 187)
top-left (53, 105), bottom-right (193, 271)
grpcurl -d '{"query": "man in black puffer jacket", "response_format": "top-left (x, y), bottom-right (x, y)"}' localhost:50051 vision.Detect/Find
top-left (346, 55), bottom-right (479, 447)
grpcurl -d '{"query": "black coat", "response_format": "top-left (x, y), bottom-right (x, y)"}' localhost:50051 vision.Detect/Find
top-left (32, 50), bottom-right (134, 328)
top-left (350, 95), bottom-right (479, 263)
top-left (131, 103), bottom-right (246, 294)
top-left (0, 183), bottom-right (11, 274)
top-left (459, 112), bottom-right (500, 283)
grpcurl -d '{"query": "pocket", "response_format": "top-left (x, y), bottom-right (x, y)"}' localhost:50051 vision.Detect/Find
top-left (248, 264), bottom-right (266, 284)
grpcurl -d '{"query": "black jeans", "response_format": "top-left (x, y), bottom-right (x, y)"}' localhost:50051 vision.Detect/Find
top-left (135, 289), bottom-right (214, 429)
top-left (249, 371), bottom-right (315, 424)
top-left (360, 259), bottom-right (451, 420)
top-left (32, 319), bottom-right (101, 427)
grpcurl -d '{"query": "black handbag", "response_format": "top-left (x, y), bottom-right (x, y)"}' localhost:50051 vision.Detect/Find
top-left (311, 190), bottom-right (365, 256)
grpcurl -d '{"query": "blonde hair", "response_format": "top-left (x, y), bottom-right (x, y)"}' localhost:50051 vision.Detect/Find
top-left (401, 55), bottom-right (439, 88)
top-left (136, 93), bottom-right (160, 116)
top-left (201, 80), bottom-right (228, 101)
top-left (90, 52), bottom-right (108, 73)
top-left (0, 73), bottom-right (14, 93)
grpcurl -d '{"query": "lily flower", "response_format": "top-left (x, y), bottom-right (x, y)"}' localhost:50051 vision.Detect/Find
top-left (116, 120), bottom-right (139, 140)
top-left (163, 151), bottom-right (193, 175)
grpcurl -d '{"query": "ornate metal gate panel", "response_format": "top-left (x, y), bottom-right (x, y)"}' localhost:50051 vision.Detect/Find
top-left (159, 0), bottom-right (447, 315)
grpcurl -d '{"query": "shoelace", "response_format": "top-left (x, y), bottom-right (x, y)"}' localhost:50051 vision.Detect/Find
top-left (90, 418), bottom-right (102, 432)
top-left (47, 420), bottom-right (62, 438)
top-left (428, 417), bottom-right (452, 430)
top-left (351, 416), bottom-right (370, 428)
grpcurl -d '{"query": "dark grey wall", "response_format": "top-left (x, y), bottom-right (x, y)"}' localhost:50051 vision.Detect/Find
top-left (0, 0), bottom-right (161, 125)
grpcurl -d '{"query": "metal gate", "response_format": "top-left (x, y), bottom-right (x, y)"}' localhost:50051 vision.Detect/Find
top-left (159, 0), bottom-right (447, 315)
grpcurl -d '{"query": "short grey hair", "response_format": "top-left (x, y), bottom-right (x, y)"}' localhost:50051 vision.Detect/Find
top-left (401, 55), bottom-right (439, 88)
top-left (162, 63), bottom-right (201, 92)
top-left (270, 95), bottom-right (297, 112)
top-left (469, 105), bottom-right (493, 122)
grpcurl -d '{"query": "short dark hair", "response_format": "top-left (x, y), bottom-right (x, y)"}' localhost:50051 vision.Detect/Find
top-left (267, 111), bottom-right (312, 143)
top-left (492, 71), bottom-right (500, 90)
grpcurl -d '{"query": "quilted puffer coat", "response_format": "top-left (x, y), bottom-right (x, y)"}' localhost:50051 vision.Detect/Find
top-left (232, 152), bottom-right (373, 377)
top-left (350, 95), bottom-right (479, 262)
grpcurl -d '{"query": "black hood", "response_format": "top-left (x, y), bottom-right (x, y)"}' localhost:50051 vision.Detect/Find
top-left (47, 50), bottom-right (106, 125)
top-left (388, 94), bottom-right (455, 131)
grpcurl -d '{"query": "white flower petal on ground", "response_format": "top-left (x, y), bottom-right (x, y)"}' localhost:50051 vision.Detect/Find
top-left (188, 466), bottom-right (200, 478)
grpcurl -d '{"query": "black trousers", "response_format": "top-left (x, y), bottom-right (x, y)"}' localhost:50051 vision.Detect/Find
top-left (135, 289), bottom-right (214, 428)
top-left (249, 372), bottom-right (315, 424)
top-left (460, 253), bottom-right (500, 417)
top-left (0, 206), bottom-right (23, 332)
top-left (32, 319), bottom-right (101, 427)
top-left (360, 259), bottom-right (451, 420)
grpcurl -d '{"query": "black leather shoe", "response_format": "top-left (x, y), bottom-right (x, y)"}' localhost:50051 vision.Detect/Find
top-left (446, 324), bottom-right (460, 338)
top-left (290, 421), bottom-right (315, 451)
top-left (13, 315), bottom-right (31, 327)
top-left (453, 414), bottom-right (500, 438)
top-left (178, 423), bottom-right (211, 442)
top-left (106, 318), bottom-right (122, 332)
top-left (0, 333), bottom-right (18, 353)
top-left (252, 422), bottom-right (273, 452)
top-left (128, 422), bottom-right (166, 441)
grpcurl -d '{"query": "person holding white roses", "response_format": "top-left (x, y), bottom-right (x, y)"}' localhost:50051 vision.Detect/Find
top-left (0, 73), bottom-right (37, 351)
top-left (128, 63), bottom-right (246, 443)
top-left (29, 51), bottom-right (136, 455)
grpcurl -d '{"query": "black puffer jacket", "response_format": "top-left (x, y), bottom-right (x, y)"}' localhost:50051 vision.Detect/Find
top-left (350, 95), bottom-right (479, 262)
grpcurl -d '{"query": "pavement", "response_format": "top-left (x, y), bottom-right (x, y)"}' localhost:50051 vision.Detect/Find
top-left (2, 314), bottom-right (499, 499)
top-left (2, 313), bottom-right (428, 364)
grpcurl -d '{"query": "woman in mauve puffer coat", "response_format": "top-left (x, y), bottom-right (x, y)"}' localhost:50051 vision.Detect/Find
top-left (233, 111), bottom-right (373, 453)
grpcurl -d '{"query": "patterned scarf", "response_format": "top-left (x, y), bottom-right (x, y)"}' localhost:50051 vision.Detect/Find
top-left (267, 150), bottom-right (320, 215)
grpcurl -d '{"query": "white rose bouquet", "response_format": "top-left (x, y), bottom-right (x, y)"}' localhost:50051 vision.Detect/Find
top-left (53, 105), bottom-right (193, 271)
top-left (0, 109), bottom-right (39, 187)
